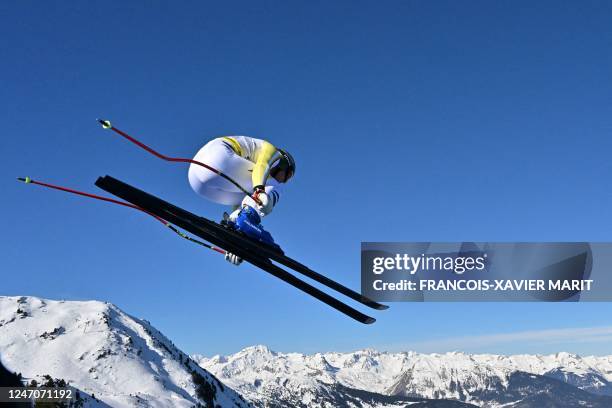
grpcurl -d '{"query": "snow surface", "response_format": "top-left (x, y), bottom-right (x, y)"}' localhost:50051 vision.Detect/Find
top-left (0, 296), bottom-right (250, 407)
top-left (194, 345), bottom-right (612, 407)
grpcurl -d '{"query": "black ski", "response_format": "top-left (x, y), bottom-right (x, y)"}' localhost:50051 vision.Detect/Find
top-left (95, 175), bottom-right (386, 311)
top-left (199, 216), bottom-right (388, 311)
top-left (95, 175), bottom-right (377, 324)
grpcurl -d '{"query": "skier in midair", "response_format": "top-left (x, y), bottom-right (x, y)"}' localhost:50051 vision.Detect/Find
top-left (188, 136), bottom-right (296, 265)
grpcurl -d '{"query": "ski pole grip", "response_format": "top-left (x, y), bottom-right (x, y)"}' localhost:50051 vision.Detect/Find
top-left (251, 192), bottom-right (263, 206)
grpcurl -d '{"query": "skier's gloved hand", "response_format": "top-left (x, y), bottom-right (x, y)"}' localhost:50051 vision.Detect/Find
top-left (251, 185), bottom-right (266, 204)
top-left (227, 207), bottom-right (241, 223)
top-left (225, 252), bottom-right (242, 266)
top-left (250, 185), bottom-right (273, 216)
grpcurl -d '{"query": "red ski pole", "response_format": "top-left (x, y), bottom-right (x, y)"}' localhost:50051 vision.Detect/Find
top-left (97, 119), bottom-right (257, 203)
top-left (17, 177), bottom-right (226, 255)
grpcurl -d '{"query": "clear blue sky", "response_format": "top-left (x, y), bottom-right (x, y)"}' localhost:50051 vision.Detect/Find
top-left (2, 1), bottom-right (612, 357)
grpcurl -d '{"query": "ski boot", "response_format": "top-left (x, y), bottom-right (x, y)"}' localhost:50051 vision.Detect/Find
top-left (222, 205), bottom-right (282, 251)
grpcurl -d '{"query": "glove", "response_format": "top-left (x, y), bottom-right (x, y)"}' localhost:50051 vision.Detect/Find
top-left (251, 186), bottom-right (273, 216)
top-left (227, 208), bottom-right (241, 222)
top-left (225, 252), bottom-right (243, 266)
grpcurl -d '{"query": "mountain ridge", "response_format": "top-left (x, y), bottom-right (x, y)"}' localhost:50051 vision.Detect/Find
top-left (194, 345), bottom-right (612, 407)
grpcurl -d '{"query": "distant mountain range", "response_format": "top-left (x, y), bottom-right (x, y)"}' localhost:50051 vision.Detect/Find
top-left (194, 345), bottom-right (612, 407)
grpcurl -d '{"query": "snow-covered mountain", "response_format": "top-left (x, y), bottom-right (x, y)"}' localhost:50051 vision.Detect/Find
top-left (193, 346), bottom-right (475, 407)
top-left (0, 296), bottom-right (251, 407)
top-left (3, 295), bottom-right (612, 408)
top-left (194, 346), bottom-right (612, 408)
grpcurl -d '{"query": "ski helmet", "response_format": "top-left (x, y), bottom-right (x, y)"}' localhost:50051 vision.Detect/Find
top-left (271, 149), bottom-right (296, 182)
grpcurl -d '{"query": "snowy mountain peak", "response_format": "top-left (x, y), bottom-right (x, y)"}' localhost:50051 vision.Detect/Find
top-left (240, 344), bottom-right (275, 355)
top-left (0, 296), bottom-right (251, 407)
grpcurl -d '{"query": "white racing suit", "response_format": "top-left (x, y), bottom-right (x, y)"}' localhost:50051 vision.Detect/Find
top-left (188, 136), bottom-right (282, 213)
